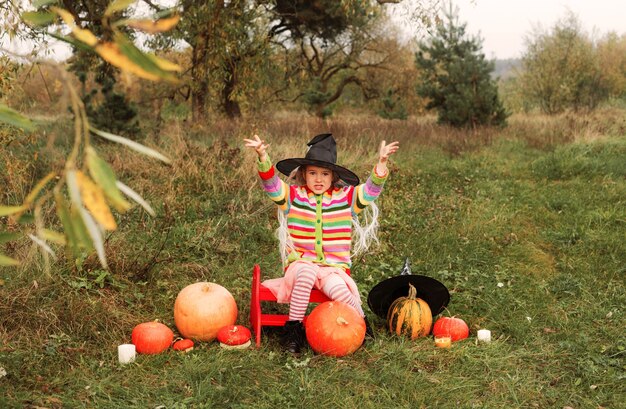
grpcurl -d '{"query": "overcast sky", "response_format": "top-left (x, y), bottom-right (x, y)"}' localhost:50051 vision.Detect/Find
top-left (4, 0), bottom-right (625, 61)
top-left (390, 0), bottom-right (626, 60)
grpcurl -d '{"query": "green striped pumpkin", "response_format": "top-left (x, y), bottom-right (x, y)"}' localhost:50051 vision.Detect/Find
top-left (387, 284), bottom-right (433, 339)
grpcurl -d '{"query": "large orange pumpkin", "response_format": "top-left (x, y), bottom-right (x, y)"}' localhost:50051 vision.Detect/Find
top-left (305, 301), bottom-right (365, 357)
top-left (174, 282), bottom-right (238, 341)
top-left (131, 321), bottom-right (174, 354)
top-left (387, 284), bottom-right (432, 339)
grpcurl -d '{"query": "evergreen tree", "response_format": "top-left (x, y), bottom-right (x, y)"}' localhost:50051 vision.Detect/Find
top-left (415, 3), bottom-right (508, 127)
top-left (378, 88), bottom-right (408, 120)
top-left (65, 1), bottom-right (140, 138)
top-left (69, 52), bottom-right (141, 139)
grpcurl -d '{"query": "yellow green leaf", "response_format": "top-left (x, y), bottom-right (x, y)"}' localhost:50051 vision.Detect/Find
top-left (146, 54), bottom-right (182, 72)
top-left (89, 127), bottom-right (171, 164)
top-left (72, 27), bottom-right (99, 46)
top-left (55, 193), bottom-right (81, 256)
top-left (28, 234), bottom-right (57, 260)
top-left (75, 171), bottom-right (117, 231)
top-left (51, 7), bottom-right (76, 25)
top-left (50, 7), bottom-right (98, 46)
top-left (95, 42), bottom-right (161, 81)
top-left (0, 205), bottom-right (26, 217)
top-left (124, 15), bottom-right (180, 33)
top-left (48, 32), bottom-right (93, 52)
top-left (0, 104), bottom-right (35, 131)
top-left (40, 229), bottom-right (67, 245)
top-left (22, 11), bottom-right (56, 26)
top-left (78, 207), bottom-right (108, 269)
top-left (66, 170), bottom-right (82, 209)
top-left (113, 32), bottom-right (177, 82)
top-left (33, 0), bottom-right (58, 7)
top-left (0, 231), bottom-right (21, 244)
top-left (86, 147), bottom-right (131, 212)
top-left (17, 213), bottom-right (34, 224)
top-left (24, 172), bottom-right (56, 205)
top-left (116, 181), bottom-right (155, 216)
top-left (105, 0), bottom-right (136, 17)
top-left (70, 205), bottom-right (93, 252)
top-left (0, 254), bottom-right (20, 266)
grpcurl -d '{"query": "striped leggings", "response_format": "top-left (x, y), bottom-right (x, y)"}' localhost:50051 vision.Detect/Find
top-left (288, 263), bottom-right (364, 322)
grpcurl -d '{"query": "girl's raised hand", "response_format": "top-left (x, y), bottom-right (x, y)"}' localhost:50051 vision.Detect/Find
top-left (244, 134), bottom-right (269, 161)
top-left (379, 140), bottom-right (400, 163)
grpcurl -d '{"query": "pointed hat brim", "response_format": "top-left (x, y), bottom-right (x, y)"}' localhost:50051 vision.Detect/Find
top-left (367, 275), bottom-right (450, 318)
top-left (275, 158), bottom-right (360, 186)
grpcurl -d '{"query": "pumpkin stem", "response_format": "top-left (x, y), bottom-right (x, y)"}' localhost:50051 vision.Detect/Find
top-left (336, 316), bottom-right (349, 326)
top-left (407, 283), bottom-right (417, 300)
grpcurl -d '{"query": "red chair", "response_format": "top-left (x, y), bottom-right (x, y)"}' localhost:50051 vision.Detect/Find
top-left (249, 264), bottom-right (351, 347)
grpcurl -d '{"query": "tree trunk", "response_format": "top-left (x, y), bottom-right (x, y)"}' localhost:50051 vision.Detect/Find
top-left (314, 103), bottom-right (327, 118)
top-left (190, 31), bottom-right (209, 123)
top-left (190, 61), bottom-right (206, 123)
top-left (313, 76), bottom-right (360, 118)
top-left (221, 56), bottom-right (242, 119)
top-left (191, 85), bottom-right (208, 123)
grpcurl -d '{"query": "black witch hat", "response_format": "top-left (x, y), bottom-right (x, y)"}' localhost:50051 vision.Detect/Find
top-left (275, 133), bottom-right (360, 186)
top-left (367, 258), bottom-right (450, 318)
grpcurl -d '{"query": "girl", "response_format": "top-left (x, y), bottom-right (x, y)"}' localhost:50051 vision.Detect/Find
top-left (244, 133), bottom-right (399, 353)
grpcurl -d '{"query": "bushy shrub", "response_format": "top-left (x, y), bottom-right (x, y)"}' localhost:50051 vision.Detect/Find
top-left (377, 89), bottom-right (408, 120)
top-left (415, 3), bottom-right (508, 128)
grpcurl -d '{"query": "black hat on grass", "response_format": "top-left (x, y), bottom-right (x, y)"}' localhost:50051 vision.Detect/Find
top-left (276, 133), bottom-right (360, 186)
top-left (367, 259), bottom-right (450, 318)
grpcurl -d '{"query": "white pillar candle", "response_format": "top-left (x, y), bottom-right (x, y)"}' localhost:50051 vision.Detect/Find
top-left (118, 344), bottom-right (136, 364)
top-left (477, 329), bottom-right (491, 343)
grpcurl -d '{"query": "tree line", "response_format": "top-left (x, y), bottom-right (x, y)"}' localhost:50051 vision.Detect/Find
top-left (2, 1), bottom-right (625, 133)
top-left (1, 1), bottom-right (625, 269)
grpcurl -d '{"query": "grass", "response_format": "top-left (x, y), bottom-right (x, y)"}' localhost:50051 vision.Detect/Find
top-left (1, 111), bottom-right (625, 408)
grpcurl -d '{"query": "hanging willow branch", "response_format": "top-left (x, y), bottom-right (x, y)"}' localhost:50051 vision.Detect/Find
top-left (0, 2), bottom-right (180, 271)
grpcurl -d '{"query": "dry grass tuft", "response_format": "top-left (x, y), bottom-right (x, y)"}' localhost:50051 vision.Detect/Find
top-left (0, 279), bottom-right (135, 349)
top-left (507, 108), bottom-right (626, 149)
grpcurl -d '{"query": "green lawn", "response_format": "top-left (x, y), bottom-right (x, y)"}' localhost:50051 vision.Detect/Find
top-left (1, 115), bottom-right (625, 408)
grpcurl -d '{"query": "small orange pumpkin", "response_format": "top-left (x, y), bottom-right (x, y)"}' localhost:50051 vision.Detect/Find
top-left (217, 325), bottom-right (251, 349)
top-left (432, 316), bottom-right (469, 342)
top-left (172, 338), bottom-right (194, 352)
top-left (131, 322), bottom-right (174, 354)
top-left (387, 284), bottom-right (432, 340)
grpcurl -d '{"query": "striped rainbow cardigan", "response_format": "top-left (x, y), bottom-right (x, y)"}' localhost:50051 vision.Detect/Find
top-left (258, 156), bottom-right (388, 270)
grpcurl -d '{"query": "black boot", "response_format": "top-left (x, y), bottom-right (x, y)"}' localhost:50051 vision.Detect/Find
top-left (364, 316), bottom-right (375, 340)
top-left (282, 320), bottom-right (305, 354)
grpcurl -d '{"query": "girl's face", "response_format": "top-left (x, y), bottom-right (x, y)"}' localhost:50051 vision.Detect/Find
top-left (304, 165), bottom-right (333, 194)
